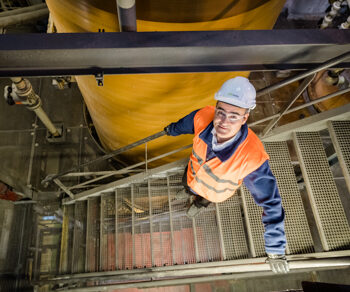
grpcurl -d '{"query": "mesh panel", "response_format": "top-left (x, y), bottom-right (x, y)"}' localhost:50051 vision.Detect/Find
top-left (72, 201), bottom-right (87, 273)
top-left (100, 193), bottom-right (116, 271)
top-left (329, 121), bottom-right (350, 193)
top-left (294, 132), bottom-right (350, 251)
top-left (150, 178), bottom-right (173, 267)
top-left (264, 141), bottom-right (314, 254)
top-left (241, 186), bottom-right (266, 257)
top-left (193, 204), bottom-right (221, 262)
top-left (169, 174), bottom-right (196, 265)
top-left (116, 187), bottom-right (133, 270)
top-left (132, 182), bottom-right (152, 268)
top-left (218, 195), bottom-right (249, 259)
top-left (86, 197), bottom-right (100, 272)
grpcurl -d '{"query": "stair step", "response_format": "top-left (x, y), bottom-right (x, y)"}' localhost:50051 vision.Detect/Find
top-left (293, 131), bottom-right (350, 251)
top-left (241, 185), bottom-right (265, 257)
top-left (217, 196), bottom-right (249, 260)
top-left (328, 120), bottom-right (350, 194)
top-left (264, 141), bottom-right (314, 254)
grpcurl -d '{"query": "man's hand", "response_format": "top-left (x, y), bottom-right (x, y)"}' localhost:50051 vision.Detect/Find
top-left (164, 125), bottom-right (171, 136)
top-left (266, 254), bottom-right (289, 274)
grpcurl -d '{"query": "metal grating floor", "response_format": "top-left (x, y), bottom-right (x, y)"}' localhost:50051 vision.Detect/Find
top-left (241, 186), bottom-right (266, 257)
top-left (328, 120), bottom-right (350, 194)
top-left (217, 195), bottom-right (249, 260)
top-left (264, 141), bottom-right (314, 254)
top-left (293, 132), bottom-right (350, 251)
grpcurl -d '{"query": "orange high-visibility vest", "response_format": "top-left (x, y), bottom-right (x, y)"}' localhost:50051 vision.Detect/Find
top-left (187, 106), bottom-right (269, 203)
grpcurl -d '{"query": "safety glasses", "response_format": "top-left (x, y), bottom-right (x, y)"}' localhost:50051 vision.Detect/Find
top-left (215, 108), bottom-right (246, 123)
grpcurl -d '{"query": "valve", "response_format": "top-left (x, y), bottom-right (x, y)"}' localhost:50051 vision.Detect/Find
top-left (4, 86), bottom-right (15, 105)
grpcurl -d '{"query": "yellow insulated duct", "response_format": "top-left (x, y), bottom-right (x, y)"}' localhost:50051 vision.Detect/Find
top-left (46, 0), bottom-right (286, 164)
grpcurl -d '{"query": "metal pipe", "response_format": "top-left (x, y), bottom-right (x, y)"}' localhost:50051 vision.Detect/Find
top-left (256, 51), bottom-right (350, 97)
top-left (116, 0), bottom-right (136, 32)
top-left (0, 8), bottom-right (49, 28)
top-left (0, 3), bottom-right (47, 17)
top-left (33, 106), bottom-right (60, 137)
top-left (9, 78), bottom-right (60, 137)
top-left (250, 86), bottom-right (350, 127)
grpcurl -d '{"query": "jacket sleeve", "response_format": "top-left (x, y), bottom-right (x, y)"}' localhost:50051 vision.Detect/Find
top-left (243, 160), bottom-right (286, 255)
top-left (166, 109), bottom-right (199, 136)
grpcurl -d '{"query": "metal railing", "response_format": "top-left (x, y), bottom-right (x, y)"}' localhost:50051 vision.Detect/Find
top-left (44, 51), bottom-right (350, 200)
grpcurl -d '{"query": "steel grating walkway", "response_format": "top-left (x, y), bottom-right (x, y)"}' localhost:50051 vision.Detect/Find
top-left (293, 131), bottom-right (350, 251)
top-left (57, 121), bottom-right (350, 276)
top-left (264, 141), bottom-right (314, 255)
top-left (328, 120), bottom-right (350, 195)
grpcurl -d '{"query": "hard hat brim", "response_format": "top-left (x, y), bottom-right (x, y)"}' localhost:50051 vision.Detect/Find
top-left (214, 95), bottom-right (256, 110)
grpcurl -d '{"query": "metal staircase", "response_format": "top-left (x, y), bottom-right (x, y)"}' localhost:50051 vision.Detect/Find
top-left (51, 119), bottom-right (350, 291)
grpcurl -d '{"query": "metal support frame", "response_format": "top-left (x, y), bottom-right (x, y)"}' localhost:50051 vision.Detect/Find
top-left (85, 199), bottom-right (90, 272)
top-left (250, 87), bottom-right (350, 127)
top-left (114, 190), bottom-right (118, 270)
top-left (1, 30), bottom-right (350, 77)
top-left (62, 158), bottom-right (188, 204)
top-left (192, 218), bottom-right (199, 263)
top-left (215, 203), bottom-right (226, 261)
top-left (131, 184), bottom-right (135, 268)
top-left (262, 103), bottom-right (350, 142)
top-left (147, 179), bottom-right (154, 266)
top-left (99, 196), bottom-right (103, 271)
top-left (166, 176), bottom-right (176, 265)
top-left (45, 251), bottom-right (350, 286)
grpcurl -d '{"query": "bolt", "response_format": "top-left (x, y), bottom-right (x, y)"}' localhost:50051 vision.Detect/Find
top-left (80, 124), bottom-right (83, 128)
top-left (84, 137), bottom-right (88, 140)
top-left (67, 128), bottom-right (71, 133)
top-left (30, 132), bottom-right (34, 136)
top-left (35, 143), bottom-right (39, 147)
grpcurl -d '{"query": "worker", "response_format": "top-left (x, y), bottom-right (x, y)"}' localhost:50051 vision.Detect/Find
top-left (164, 76), bottom-right (288, 274)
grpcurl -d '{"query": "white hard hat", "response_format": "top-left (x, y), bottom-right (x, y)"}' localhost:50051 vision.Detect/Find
top-left (214, 77), bottom-right (256, 110)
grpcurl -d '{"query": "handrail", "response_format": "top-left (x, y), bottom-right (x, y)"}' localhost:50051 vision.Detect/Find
top-left (43, 51), bottom-right (350, 187)
top-left (42, 130), bottom-right (166, 185)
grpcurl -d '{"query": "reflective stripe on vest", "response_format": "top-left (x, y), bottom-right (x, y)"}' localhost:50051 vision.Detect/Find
top-left (187, 106), bottom-right (269, 203)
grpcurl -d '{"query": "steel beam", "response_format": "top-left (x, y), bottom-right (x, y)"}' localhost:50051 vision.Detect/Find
top-left (1, 30), bottom-right (350, 77)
